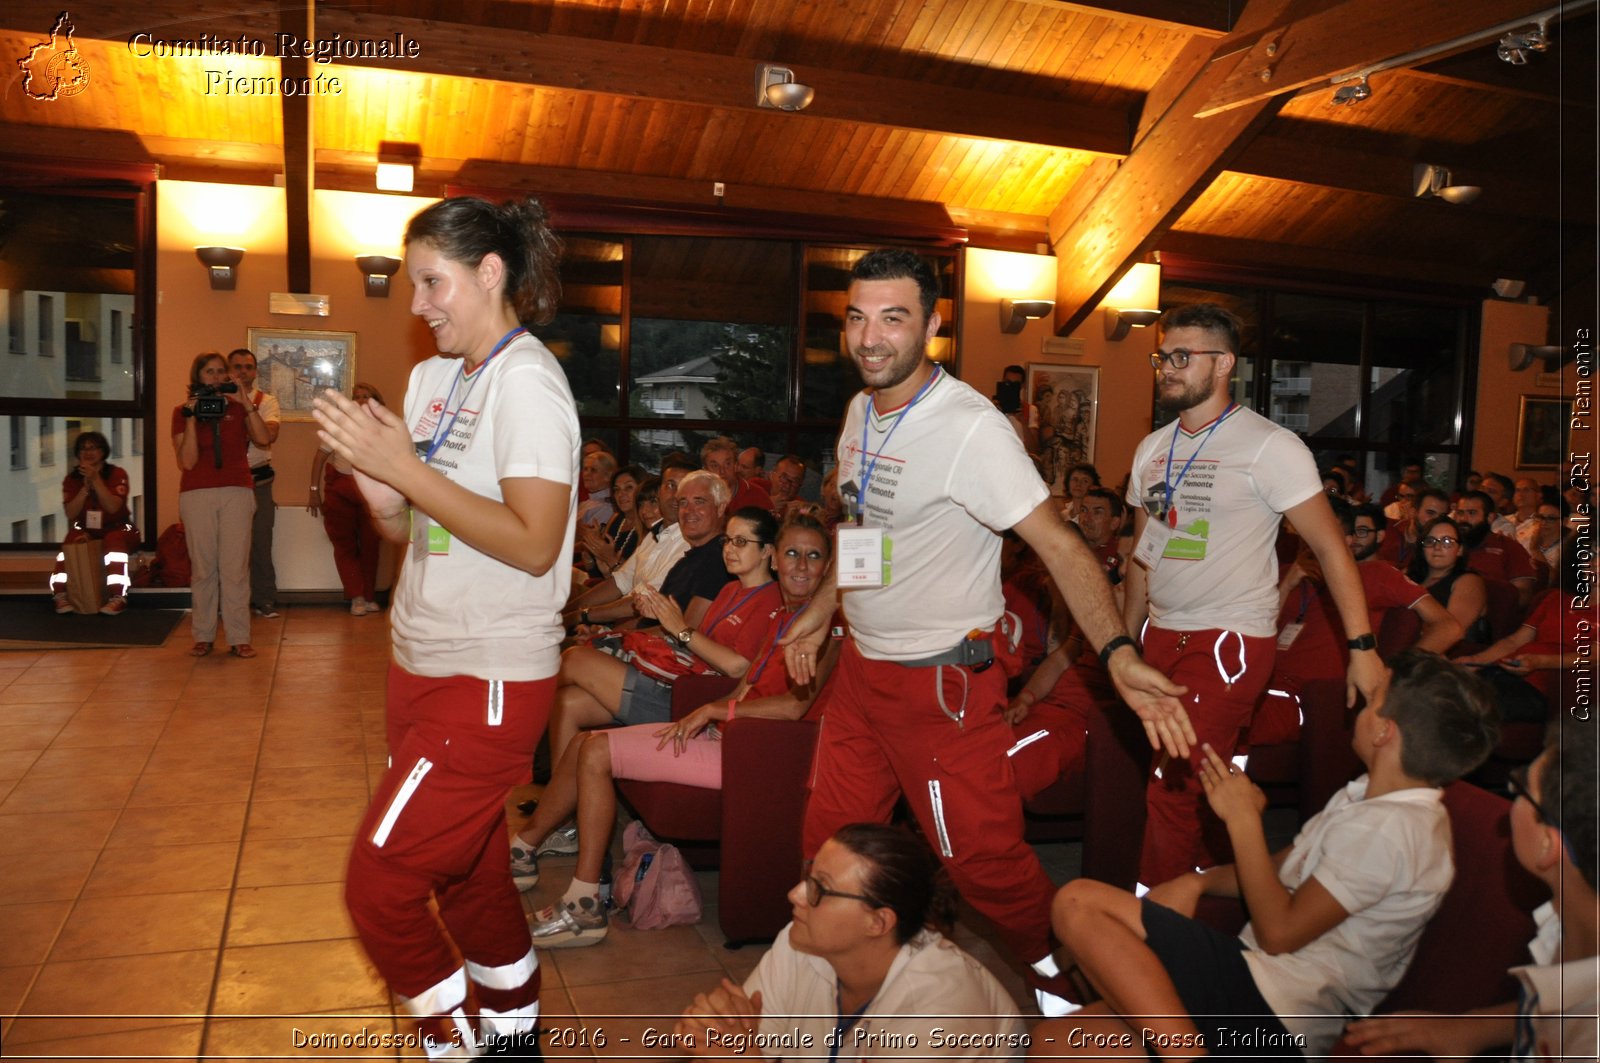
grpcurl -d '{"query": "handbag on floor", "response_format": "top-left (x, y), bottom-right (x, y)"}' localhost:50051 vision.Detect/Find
top-left (62, 538), bottom-right (105, 614)
top-left (614, 821), bottom-right (702, 929)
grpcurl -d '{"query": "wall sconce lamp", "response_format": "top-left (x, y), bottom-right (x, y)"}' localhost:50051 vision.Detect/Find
top-left (1509, 342), bottom-right (1568, 371)
top-left (756, 64), bottom-right (815, 111)
top-left (356, 255), bottom-right (403, 298)
top-left (1104, 307), bottom-right (1161, 341)
top-left (375, 156), bottom-right (416, 193)
top-left (1413, 163), bottom-right (1482, 205)
top-left (999, 298), bottom-right (1053, 334)
top-left (195, 246), bottom-right (245, 290)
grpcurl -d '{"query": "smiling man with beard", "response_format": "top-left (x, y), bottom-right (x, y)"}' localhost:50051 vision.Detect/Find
top-left (1122, 303), bottom-right (1387, 890)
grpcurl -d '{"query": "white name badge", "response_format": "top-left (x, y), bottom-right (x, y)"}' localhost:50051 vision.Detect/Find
top-left (84, 510), bottom-right (103, 531)
top-left (1132, 519), bottom-right (1171, 571)
top-left (1276, 621), bottom-right (1305, 651)
top-left (836, 525), bottom-right (889, 588)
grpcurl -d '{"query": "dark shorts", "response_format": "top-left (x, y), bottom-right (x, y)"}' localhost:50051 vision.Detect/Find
top-left (617, 667), bottom-right (673, 726)
top-left (1140, 899), bottom-right (1303, 1060)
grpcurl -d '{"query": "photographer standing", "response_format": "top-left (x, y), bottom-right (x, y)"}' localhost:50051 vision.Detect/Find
top-left (172, 351), bottom-right (271, 658)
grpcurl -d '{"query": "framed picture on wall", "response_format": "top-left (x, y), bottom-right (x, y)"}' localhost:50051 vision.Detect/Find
top-left (245, 328), bottom-right (357, 422)
top-left (1515, 394), bottom-right (1571, 470)
top-left (1026, 363), bottom-right (1100, 495)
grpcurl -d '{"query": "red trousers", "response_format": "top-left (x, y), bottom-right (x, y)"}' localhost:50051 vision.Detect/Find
top-left (1137, 625), bottom-right (1275, 887)
top-left (346, 665), bottom-right (553, 1047)
top-left (804, 639), bottom-right (1056, 965)
top-left (323, 474), bottom-right (380, 600)
top-left (1008, 653), bottom-right (1114, 800)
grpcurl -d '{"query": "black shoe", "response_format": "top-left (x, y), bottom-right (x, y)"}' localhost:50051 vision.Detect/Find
top-left (516, 798), bottom-right (539, 816)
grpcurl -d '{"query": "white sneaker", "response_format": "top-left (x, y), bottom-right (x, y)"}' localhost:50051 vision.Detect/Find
top-left (536, 824), bottom-right (580, 856)
top-left (351, 596), bottom-right (369, 615)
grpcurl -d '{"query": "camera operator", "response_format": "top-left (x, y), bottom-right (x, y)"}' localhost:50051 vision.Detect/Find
top-left (172, 351), bottom-right (270, 658)
top-left (229, 348), bottom-right (283, 620)
top-left (993, 364), bottom-right (1038, 457)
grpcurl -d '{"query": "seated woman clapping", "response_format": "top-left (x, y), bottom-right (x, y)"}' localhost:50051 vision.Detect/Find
top-left (676, 823), bottom-right (1026, 1059)
top-left (515, 514), bottom-right (836, 949)
top-left (544, 506), bottom-right (782, 769)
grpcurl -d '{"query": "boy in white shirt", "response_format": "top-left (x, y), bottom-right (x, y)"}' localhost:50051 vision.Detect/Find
top-left (1036, 650), bottom-right (1500, 1059)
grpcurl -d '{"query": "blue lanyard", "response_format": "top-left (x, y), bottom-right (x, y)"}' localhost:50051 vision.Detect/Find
top-left (702, 581), bottom-right (772, 640)
top-left (855, 367), bottom-right (942, 523)
top-left (828, 993), bottom-right (874, 1063)
top-left (423, 327), bottom-right (526, 466)
top-left (747, 608), bottom-right (804, 688)
top-left (1162, 402), bottom-right (1236, 514)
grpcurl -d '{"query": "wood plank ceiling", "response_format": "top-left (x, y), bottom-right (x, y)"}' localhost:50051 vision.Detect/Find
top-left (0, 0), bottom-right (1590, 328)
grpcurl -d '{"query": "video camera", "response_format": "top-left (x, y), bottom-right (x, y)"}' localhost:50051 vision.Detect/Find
top-left (184, 381), bottom-right (238, 421)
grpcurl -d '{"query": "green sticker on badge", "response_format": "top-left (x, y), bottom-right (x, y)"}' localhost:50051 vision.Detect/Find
top-left (428, 523), bottom-right (452, 555)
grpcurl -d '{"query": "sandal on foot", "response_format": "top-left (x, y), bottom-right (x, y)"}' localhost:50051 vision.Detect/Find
top-left (229, 644), bottom-right (257, 659)
top-left (190, 642), bottom-right (213, 657)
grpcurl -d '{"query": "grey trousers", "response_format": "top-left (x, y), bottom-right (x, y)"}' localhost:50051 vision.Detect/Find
top-left (181, 486), bottom-right (255, 645)
top-left (249, 474), bottom-right (278, 608)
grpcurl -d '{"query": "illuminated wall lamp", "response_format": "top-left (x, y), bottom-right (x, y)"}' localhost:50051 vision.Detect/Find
top-left (356, 254), bottom-right (403, 298)
top-left (1104, 307), bottom-right (1161, 341)
top-left (375, 161), bottom-right (415, 193)
top-left (1000, 298), bottom-right (1053, 334)
top-left (195, 246), bottom-right (245, 290)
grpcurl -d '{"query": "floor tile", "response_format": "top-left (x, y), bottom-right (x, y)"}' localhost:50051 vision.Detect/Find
top-left (104, 802), bottom-right (249, 848)
top-left (225, 882), bottom-right (356, 947)
top-left (0, 1021), bottom-right (203, 1062)
top-left (236, 836), bottom-right (352, 888)
top-left (0, 749), bottom-right (43, 782)
top-left (0, 901), bottom-right (72, 966)
top-left (203, 1007), bottom-right (398, 1060)
top-left (50, 890), bottom-right (229, 961)
top-left (81, 841), bottom-right (239, 897)
top-left (244, 796), bottom-right (367, 841)
top-left (0, 702), bottom-right (82, 728)
top-left (0, 848), bottom-right (99, 905)
top-left (212, 939), bottom-right (388, 1016)
top-left (566, 973), bottom-right (713, 1058)
top-left (549, 923), bottom-right (723, 988)
top-left (0, 771), bottom-right (140, 814)
top-left (257, 733), bottom-right (368, 770)
top-left (25, 744), bottom-right (154, 779)
top-left (0, 810), bottom-right (117, 855)
top-left (0, 964), bottom-right (40, 1030)
top-left (126, 766), bottom-right (256, 807)
top-left (248, 762), bottom-right (371, 803)
top-left (8, 949), bottom-right (218, 1044)
top-left (47, 718), bottom-right (168, 750)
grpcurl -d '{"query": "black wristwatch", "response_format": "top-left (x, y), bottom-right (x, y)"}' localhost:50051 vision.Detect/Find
top-left (579, 609), bottom-right (590, 626)
top-left (1098, 635), bottom-right (1137, 668)
top-left (1347, 633), bottom-right (1378, 652)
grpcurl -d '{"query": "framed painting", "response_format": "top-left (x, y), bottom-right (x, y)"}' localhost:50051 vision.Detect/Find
top-left (244, 328), bottom-right (357, 422)
top-left (1515, 394), bottom-right (1571, 470)
top-left (1027, 363), bottom-right (1100, 495)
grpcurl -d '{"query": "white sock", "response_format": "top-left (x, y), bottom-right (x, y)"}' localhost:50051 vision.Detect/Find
top-left (562, 879), bottom-right (600, 907)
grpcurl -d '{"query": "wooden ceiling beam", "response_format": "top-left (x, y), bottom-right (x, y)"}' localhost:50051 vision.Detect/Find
top-left (1013, 0), bottom-right (1236, 35)
top-left (280, 2), bottom-right (313, 294)
top-left (340, 7), bottom-right (1134, 158)
top-left (1045, 0), bottom-right (1298, 334)
top-left (1196, 0), bottom-right (1557, 118)
top-left (1157, 232), bottom-right (1498, 292)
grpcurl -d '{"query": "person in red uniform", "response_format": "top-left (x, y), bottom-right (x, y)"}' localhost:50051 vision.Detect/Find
top-left (308, 383), bottom-right (387, 615)
top-left (49, 430), bottom-right (141, 615)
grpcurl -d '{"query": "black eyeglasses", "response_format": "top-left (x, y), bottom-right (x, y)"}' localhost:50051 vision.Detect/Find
top-left (1421, 536), bottom-right (1459, 548)
top-left (1350, 528), bottom-right (1377, 539)
top-left (720, 535), bottom-right (767, 549)
top-left (803, 875), bottom-right (878, 908)
top-left (1507, 764), bottom-right (1550, 823)
top-left (1149, 348), bottom-right (1226, 369)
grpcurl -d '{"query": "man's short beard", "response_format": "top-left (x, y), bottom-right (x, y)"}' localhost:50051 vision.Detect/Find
top-left (1462, 521), bottom-right (1493, 548)
top-left (1157, 376), bottom-right (1215, 413)
top-left (1353, 542), bottom-right (1378, 561)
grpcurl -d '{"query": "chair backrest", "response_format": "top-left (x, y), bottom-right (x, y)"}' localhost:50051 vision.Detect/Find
top-left (670, 673), bottom-right (741, 720)
top-left (1376, 780), bottom-right (1548, 1013)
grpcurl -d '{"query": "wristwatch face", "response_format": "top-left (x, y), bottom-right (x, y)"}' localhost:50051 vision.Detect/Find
top-left (676, 628), bottom-right (693, 644)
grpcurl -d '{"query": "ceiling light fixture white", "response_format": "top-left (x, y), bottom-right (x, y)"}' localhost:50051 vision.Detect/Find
top-left (756, 64), bottom-right (814, 112)
top-left (1413, 163), bottom-right (1482, 206)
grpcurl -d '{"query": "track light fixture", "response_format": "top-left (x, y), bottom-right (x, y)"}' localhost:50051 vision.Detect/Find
top-left (1413, 163), bottom-right (1482, 206)
top-left (1497, 20), bottom-right (1551, 64)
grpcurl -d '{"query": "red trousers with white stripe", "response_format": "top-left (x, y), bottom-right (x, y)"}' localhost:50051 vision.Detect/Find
top-left (1137, 625), bottom-right (1275, 887)
top-left (346, 664), bottom-right (552, 1041)
top-left (803, 639), bottom-right (1056, 965)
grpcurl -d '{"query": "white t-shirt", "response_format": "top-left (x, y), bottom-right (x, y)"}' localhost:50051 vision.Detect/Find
top-left (246, 388), bottom-right (280, 470)
top-left (741, 926), bottom-right (1027, 1060)
top-left (1126, 405), bottom-right (1320, 637)
top-left (1241, 777), bottom-right (1452, 1055)
top-left (834, 370), bottom-right (1048, 660)
top-left (392, 334), bottom-right (580, 681)
top-left (613, 521), bottom-right (688, 595)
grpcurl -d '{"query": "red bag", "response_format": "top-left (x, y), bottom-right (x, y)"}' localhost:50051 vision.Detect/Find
top-left (145, 523), bottom-right (190, 588)
top-left (618, 630), bottom-right (714, 685)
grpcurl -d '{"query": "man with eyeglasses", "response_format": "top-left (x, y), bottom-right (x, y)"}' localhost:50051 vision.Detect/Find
top-left (1346, 724), bottom-right (1598, 1061)
top-left (768, 454), bottom-right (809, 519)
top-left (1454, 489), bottom-right (1537, 607)
top-left (1125, 303), bottom-right (1387, 888)
top-left (1277, 502), bottom-right (1461, 682)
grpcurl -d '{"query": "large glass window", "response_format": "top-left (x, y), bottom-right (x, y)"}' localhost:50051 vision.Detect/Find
top-left (0, 178), bottom-right (151, 549)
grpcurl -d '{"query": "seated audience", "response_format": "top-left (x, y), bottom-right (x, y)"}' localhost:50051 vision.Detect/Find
top-left (677, 823), bottom-right (1025, 1058)
top-left (543, 502), bottom-right (767, 770)
top-left (1456, 490), bottom-right (1537, 607)
top-left (1276, 501), bottom-right (1461, 680)
top-left (737, 445), bottom-right (769, 491)
top-left (1346, 722), bottom-right (1597, 1060)
top-left (1481, 472), bottom-right (1520, 530)
top-left (516, 515), bottom-right (835, 948)
top-left (1037, 650), bottom-right (1498, 1059)
top-left (1519, 492), bottom-right (1566, 574)
top-left (50, 429), bottom-right (142, 615)
top-left (307, 383), bottom-right (386, 615)
top-left (1376, 487), bottom-right (1451, 572)
top-left (577, 463), bottom-right (645, 580)
top-left (1378, 459), bottom-right (1425, 508)
top-left (703, 435), bottom-right (774, 515)
top-left (1060, 463), bottom-right (1100, 524)
top-left (1408, 515), bottom-right (1491, 648)
top-left (768, 454), bottom-right (808, 519)
top-left (575, 449), bottom-right (618, 527)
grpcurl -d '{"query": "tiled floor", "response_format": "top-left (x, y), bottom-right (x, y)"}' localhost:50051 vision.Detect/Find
top-left (0, 605), bottom-right (1069, 1061)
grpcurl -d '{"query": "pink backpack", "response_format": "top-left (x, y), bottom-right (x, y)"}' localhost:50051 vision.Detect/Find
top-left (614, 821), bottom-right (703, 929)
